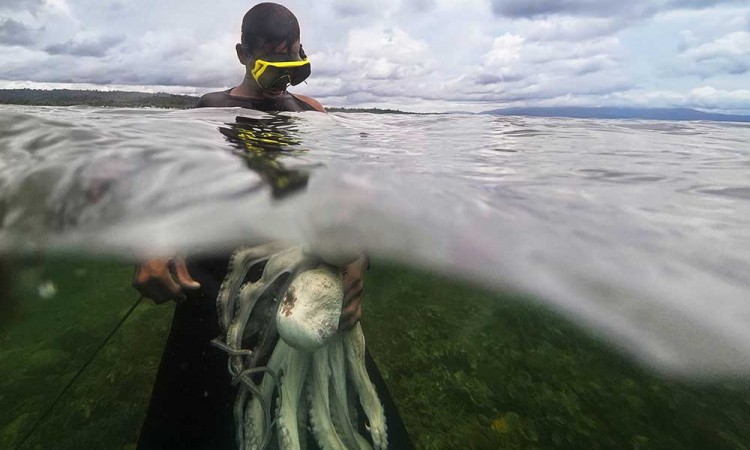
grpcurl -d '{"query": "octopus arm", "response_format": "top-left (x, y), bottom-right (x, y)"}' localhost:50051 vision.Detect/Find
top-left (217, 242), bottom-right (288, 331)
top-left (308, 346), bottom-right (349, 450)
top-left (343, 324), bottom-right (388, 450)
top-left (234, 384), bottom-right (250, 450)
top-left (239, 334), bottom-right (285, 450)
top-left (226, 247), bottom-right (312, 371)
top-left (297, 381), bottom-right (310, 450)
top-left (328, 337), bottom-right (371, 450)
top-left (276, 342), bottom-right (311, 450)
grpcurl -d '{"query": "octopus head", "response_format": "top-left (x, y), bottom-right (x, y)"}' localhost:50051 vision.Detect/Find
top-left (276, 265), bottom-right (344, 352)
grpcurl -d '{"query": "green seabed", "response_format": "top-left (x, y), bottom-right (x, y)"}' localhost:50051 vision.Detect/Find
top-left (2, 259), bottom-right (750, 449)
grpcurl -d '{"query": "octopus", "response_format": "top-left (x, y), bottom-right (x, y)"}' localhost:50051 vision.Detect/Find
top-left (211, 243), bottom-right (388, 450)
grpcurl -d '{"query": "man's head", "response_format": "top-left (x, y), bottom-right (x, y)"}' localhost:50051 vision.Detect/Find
top-left (241, 2), bottom-right (300, 56)
top-left (236, 3), bottom-right (310, 96)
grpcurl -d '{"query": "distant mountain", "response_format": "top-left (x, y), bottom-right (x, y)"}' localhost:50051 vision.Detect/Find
top-left (0, 88), bottom-right (199, 108)
top-left (481, 107), bottom-right (750, 123)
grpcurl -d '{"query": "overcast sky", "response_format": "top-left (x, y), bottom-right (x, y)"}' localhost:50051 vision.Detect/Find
top-left (1, 0), bottom-right (749, 112)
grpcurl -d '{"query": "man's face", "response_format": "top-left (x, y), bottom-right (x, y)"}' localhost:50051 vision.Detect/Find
top-left (246, 39), bottom-right (303, 98)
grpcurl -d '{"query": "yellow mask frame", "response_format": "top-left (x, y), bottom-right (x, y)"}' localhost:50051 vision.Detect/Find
top-left (251, 58), bottom-right (311, 90)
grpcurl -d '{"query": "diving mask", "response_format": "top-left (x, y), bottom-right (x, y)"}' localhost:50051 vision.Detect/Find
top-left (250, 56), bottom-right (311, 91)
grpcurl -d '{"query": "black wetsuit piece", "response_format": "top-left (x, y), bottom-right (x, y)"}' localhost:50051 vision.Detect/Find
top-left (137, 91), bottom-right (414, 450)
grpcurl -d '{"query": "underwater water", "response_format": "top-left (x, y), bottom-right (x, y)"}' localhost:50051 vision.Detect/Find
top-left (1, 105), bottom-right (750, 449)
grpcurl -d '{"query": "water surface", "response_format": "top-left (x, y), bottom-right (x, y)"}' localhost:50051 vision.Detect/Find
top-left (1, 104), bottom-right (749, 378)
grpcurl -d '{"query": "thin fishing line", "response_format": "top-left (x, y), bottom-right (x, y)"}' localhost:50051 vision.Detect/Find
top-left (14, 295), bottom-right (145, 450)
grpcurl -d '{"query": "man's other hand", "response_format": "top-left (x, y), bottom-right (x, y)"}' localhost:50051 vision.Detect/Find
top-left (339, 255), bottom-right (368, 331)
top-left (133, 256), bottom-right (201, 304)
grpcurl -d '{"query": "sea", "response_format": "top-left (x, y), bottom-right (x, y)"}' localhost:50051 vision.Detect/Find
top-left (1, 104), bottom-right (750, 449)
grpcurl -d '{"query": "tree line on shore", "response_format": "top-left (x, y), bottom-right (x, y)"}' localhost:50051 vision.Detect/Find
top-left (0, 89), bottom-right (418, 113)
top-left (0, 89), bottom-right (199, 109)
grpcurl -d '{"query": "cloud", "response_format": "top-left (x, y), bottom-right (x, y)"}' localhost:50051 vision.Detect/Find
top-left (44, 34), bottom-right (124, 57)
top-left (521, 17), bottom-right (625, 41)
top-left (675, 31), bottom-right (750, 76)
top-left (488, 0), bottom-right (654, 19)
top-left (0, 18), bottom-right (34, 46)
top-left (0, 29), bottom-right (239, 88)
top-left (399, 0), bottom-right (436, 14)
top-left (345, 27), bottom-right (433, 80)
top-left (305, 29), bottom-right (633, 109)
top-left (42, 0), bottom-right (73, 16)
top-left (0, 0), bottom-right (43, 12)
top-left (686, 85), bottom-right (750, 109)
top-left (488, 0), bottom-right (746, 19)
top-left (483, 33), bottom-right (524, 67)
top-left (667, 0), bottom-right (749, 9)
top-left (331, 0), bottom-right (376, 17)
top-left (466, 33), bottom-right (629, 97)
top-left (610, 85), bottom-right (750, 112)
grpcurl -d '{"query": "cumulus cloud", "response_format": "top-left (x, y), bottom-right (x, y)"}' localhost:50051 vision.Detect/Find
top-left (674, 31), bottom-right (750, 76)
top-left (465, 33), bottom-right (629, 100)
top-left (44, 34), bottom-right (124, 57)
top-left (521, 17), bottom-right (625, 41)
top-left (489, 0), bottom-right (746, 19)
top-left (346, 27), bottom-right (433, 80)
top-left (686, 86), bottom-right (750, 109)
top-left (0, 18), bottom-right (35, 46)
top-left (610, 85), bottom-right (750, 112)
top-left (331, 0), bottom-right (378, 18)
top-left (488, 0), bottom-right (654, 19)
top-left (667, 0), bottom-right (749, 9)
top-left (0, 0), bottom-right (43, 12)
top-left (483, 34), bottom-right (524, 67)
top-left (1, 28), bottom-right (239, 88)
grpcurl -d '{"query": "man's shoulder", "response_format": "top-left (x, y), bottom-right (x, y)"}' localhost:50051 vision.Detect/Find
top-left (291, 94), bottom-right (326, 113)
top-left (195, 90), bottom-right (231, 108)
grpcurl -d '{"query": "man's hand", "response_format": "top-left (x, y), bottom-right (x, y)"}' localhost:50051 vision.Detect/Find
top-left (339, 254), bottom-right (368, 331)
top-left (133, 256), bottom-right (201, 304)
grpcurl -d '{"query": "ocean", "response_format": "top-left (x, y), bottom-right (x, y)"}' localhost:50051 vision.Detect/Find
top-left (1, 105), bottom-right (749, 449)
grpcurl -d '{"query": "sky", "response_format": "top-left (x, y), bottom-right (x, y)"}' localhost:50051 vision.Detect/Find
top-left (1, 0), bottom-right (749, 113)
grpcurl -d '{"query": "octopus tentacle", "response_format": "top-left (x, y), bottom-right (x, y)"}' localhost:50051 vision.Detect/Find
top-left (217, 242), bottom-right (288, 332)
top-left (328, 336), bottom-right (371, 450)
top-left (234, 384), bottom-right (250, 450)
top-left (218, 244), bottom-right (390, 450)
top-left (227, 280), bottom-right (267, 375)
top-left (276, 342), bottom-right (311, 450)
top-left (344, 323), bottom-right (388, 450)
top-left (297, 381), bottom-right (309, 450)
top-left (226, 246), bottom-right (313, 374)
top-left (308, 346), bottom-right (348, 450)
top-left (243, 342), bottom-right (286, 450)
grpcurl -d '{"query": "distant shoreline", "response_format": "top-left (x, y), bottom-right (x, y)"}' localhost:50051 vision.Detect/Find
top-left (2, 88), bottom-right (748, 122)
top-left (0, 88), bottom-right (199, 109)
top-left (0, 88), bottom-right (421, 114)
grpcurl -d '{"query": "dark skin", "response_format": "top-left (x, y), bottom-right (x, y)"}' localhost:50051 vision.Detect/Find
top-left (133, 38), bottom-right (364, 330)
